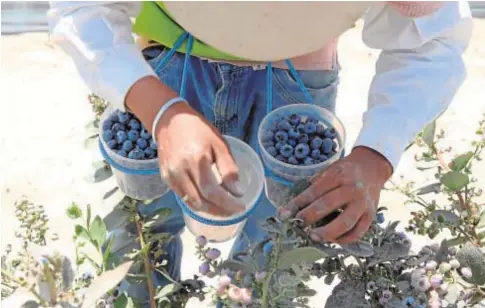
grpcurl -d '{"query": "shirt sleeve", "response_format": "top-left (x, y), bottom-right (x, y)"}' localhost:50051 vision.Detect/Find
top-left (354, 1), bottom-right (473, 170)
top-left (47, 1), bottom-right (157, 111)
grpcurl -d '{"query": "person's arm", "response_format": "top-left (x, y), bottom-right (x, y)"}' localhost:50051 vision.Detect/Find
top-left (282, 1), bottom-right (473, 245)
top-left (354, 1), bottom-right (473, 170)
top-left (47, 2), bottom-right (164, 113)
top-left (48, 1), bottom-right (244, 214)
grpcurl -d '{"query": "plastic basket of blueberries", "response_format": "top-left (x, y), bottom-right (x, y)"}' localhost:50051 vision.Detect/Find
top-left (98, 108), bottom-right (170, 200)
top-left (258, 104), bottom-right (346, 207)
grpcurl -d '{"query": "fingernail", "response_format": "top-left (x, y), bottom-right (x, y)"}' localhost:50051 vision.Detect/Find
top-left (310, 232), bottom-right (322, 242)
top-left (226, 180), bottom-right (244, 197)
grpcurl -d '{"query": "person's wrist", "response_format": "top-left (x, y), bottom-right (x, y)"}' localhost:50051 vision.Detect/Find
top-left (125, 76), bottom-right (178, 132)
top-left (351, 146), bottom-right (393, 185)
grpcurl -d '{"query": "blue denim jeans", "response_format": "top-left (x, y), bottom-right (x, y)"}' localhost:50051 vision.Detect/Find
top-left (122, 47), bottom-right (339, 301)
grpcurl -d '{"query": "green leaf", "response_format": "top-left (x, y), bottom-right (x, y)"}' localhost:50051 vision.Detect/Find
top-left (441, 171), bottom-right (469, 191)
top-left (90, 216), bottom-right (107, 249)
top-left (85, 120), bottom-right (99, 134)
top-left (278, 247), bottom-right (327, 269)
top-left (114, 294), bottom-right (134, 308)
top-left (447, 236), bottom-right (468, 247)
top-left (451, 152), bottom-right (473, 171)
top-left (144, 208), bottom-right (172, 224)
top-left (103, 235), bottom-right (115, 267)
top-left (84, 134), bottom-right (99, 149)
top-left (67, 202), bottom-right (83, 219)
top-left (217, 260), bottom-right (249, 273)
top-left (81, 261), bottom-right (133, 308)
top-left (342, 242), bottom-right (375, 258)
top-left (477, 210), bottom-right (485, 229)
top-left (74, 225), bottom-right (90, 242)
top-left (103, 187), bottom-right (119, 200)
top-left (422, 121), bottom-right (436, 147)
top-left (456, 242), bottom-right (485, 285)
top-left (87, 204), bottom-right (92, 230)
top-left (154, 283), bottom-right (180, 300)
top-left (93, 167), bottom-right (113, 183)
top-left (430, 210), bottom-right (460, 225)
top-left (415, 183), bottom-right (441, 195)
top-left (324, 274), bottom-right (335, 285)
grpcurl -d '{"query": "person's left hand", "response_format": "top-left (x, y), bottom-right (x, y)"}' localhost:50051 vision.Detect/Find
top-left (280, 146), bottom-right (393, 245)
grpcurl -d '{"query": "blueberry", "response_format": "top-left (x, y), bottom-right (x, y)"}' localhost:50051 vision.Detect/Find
top-left (319, 154), bottom-right (329, 162)
top-left (115, 131), bottom-right (127, 143)
top-left (294, 143), bottom-right (310, 159)
top-left (287, 156), bottom-right (299, 165)
top-left (288, 128), bottom-right (300, 139)
top-left (310, 136), bottom-right (323, 150)
top-left (150, 139), bottom-right (157, 150)
top-left (117, 150), bottom-right (128, 157)
top-left (103, 130), bottom-right (113, 141)
top-left (298, 133), bottom-right (309, 144)
top-left (102, 120), bottom-right (112, 131)
top-left (140, 129), bottom-right (151, 140)
top-left (263, 140), bottom-right (275, 148)
top-left (275, 142), bottom-right (285, 151)
top-left (279, 144), bottom-right (294, 158)
top-left (263, 242), bottom-right (273, 256)
top-left (288, 138), bottom-right (297, 147)
top-left (332, 139), bottom-right (339, 150)
top-left (122, 140), bottom-right (134, 152)
top-left (111, 123), bottom-right (127, 132)
top-left (128, 119), bottom-right (140, 130)
top-left (303, 122), bottom-right (317, 134)
top-left (288, 114), bottom-right (300, 126)
top-left (267, 146), bottom-right (278, 157)
top-left (206, 248), bottom-right (221, 260)
top-left (107, 139), bottom-right (117, 149)
top-left (277, 120), bottom-right (292, 131)
top-left (311, 149), bottom-right (321, 160)
top-left (274, 130), bottom-right (289, 143)
top-left (128, 148), bottom-right (144, 160)
top-left (262, 130), bottom-right (275, 142)
top-left (316, 123), bottom-right (326, 135)
top-left (377, 213), bottom-right (385, 224)
top-left (144, 147), bottom-right (156, 159)
top-left (304, 157), bottom-right (315, 166)
top-left (136, 138), bottom-right (148, 149)
top-left (275, 155), bottom-right (286, 162)
top-left (127, 130), bottom-right (140, 141)
top-left (199, 262), bottom-right (210, 275)
top-left (324, 127), bottom-right (337, 139)
top-left (196, 235), bottom-right (207, 247)
top-left (306, 117), bottom-right (318, 124)
top-left (107, 112), bottom-right (119, 124)
top-left (321, 138), bottom-right (333, 154)
top-left (296, 124), bottom-right (306, 134)
top-left (117, 112), bottom-right (131, 124)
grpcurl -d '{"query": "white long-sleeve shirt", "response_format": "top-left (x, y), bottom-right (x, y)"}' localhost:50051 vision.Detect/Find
top-left (47, 1), bottom-right (472, 169)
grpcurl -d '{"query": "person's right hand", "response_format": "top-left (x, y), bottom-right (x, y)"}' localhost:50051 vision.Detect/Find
top-left (154, 101), bottom-right (245, 216)
top-left (126, 76), bottom-right (245, 217)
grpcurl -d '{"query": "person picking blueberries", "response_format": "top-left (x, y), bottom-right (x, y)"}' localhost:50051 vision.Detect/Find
top-left (49, 0), bottom-right (471, 291)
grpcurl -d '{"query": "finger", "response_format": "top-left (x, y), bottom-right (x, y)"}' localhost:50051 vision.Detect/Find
top-left (213, 141), bottom-right (243, 197)
top-left (309, 201), bottom-right (365, 242)
top-left (336, 212), bottom-right (372, 245)
top-left (169, 169), bottom-right (232, 217)
top-left (283, 166), bottom-right (342, 216)
top-left (190, 153), bottom-right (245, 215)
top-left (295, 186), bottom-right (355, 226)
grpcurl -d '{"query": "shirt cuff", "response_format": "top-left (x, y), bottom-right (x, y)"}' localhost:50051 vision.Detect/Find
top-left (353, 116), bottom-right (407, 171)
top-left (95, 44), bottom-right (156, 111)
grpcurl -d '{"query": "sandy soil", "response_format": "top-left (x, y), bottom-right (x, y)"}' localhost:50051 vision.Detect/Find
top-left (1, 18), bottom-right (484, 307)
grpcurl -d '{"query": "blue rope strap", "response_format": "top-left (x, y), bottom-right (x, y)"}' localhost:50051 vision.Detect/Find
top-left (154, 31), bottom-right (189, 72)
top-left (285, 59), bottom-right (314, 104)
top-left (266, 61), bottom-right (273, 114)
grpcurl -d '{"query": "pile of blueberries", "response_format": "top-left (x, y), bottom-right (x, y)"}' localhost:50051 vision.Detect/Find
top-left (261, 114), bottom-right (338, 166)
top-left (102, 110), bottom-right (158, 160)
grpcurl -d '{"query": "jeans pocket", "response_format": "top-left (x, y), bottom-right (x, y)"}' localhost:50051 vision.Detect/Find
top-left (273, 68), bottom-right (339, 112)
top-left (143, 45), bottom-right (180, 76)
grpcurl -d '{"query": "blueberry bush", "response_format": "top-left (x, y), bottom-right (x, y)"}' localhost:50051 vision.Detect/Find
top-left (2, 90), bottom-right (484, 308)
